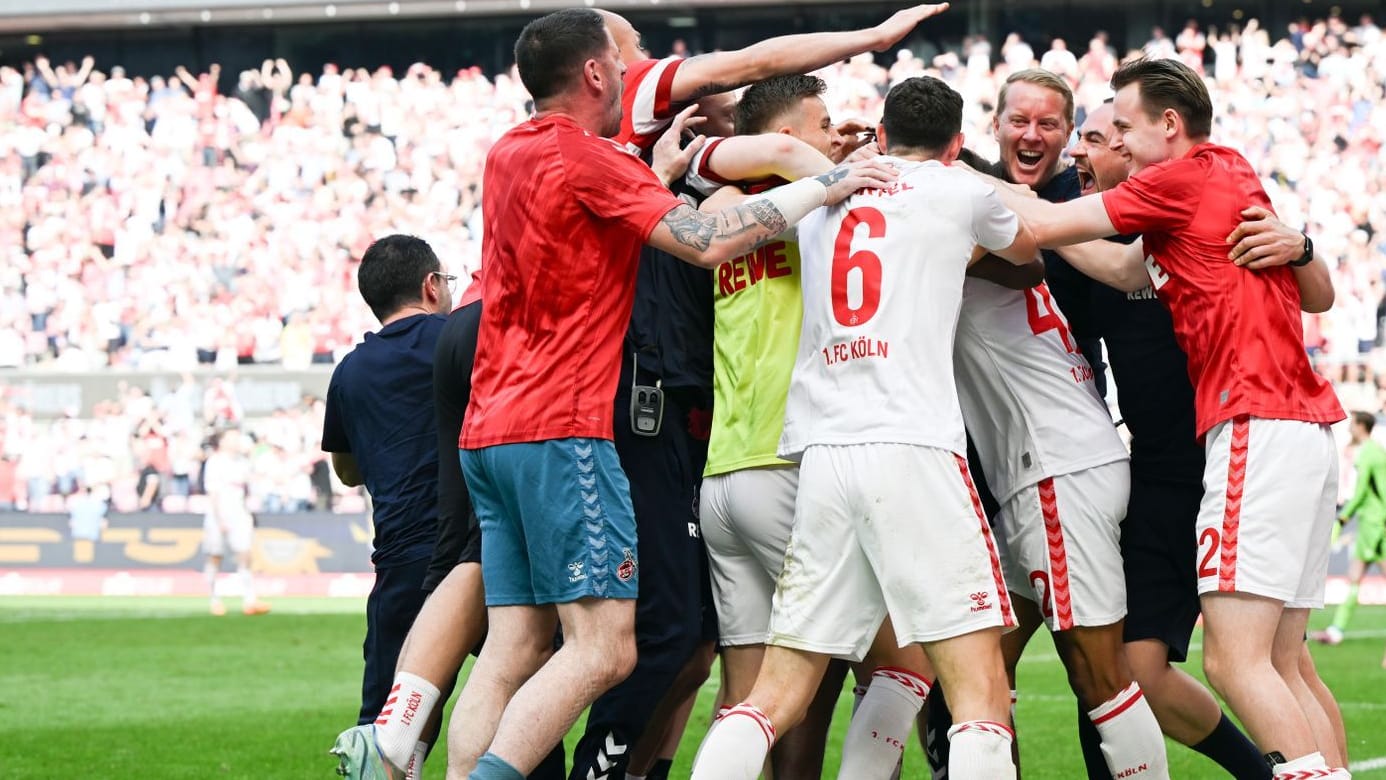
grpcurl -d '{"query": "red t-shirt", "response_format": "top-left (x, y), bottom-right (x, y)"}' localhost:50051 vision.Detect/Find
top-left (615, 57), bottom-right (684, 153)
top-left (460, 114), bottom-right (683, 448)
top-left (1102, 143), bottom-right (1344, 437)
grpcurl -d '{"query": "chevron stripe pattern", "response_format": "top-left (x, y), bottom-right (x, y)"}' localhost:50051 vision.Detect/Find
top-left (955, 454), bottom-right (1015, 627)
top-left (1273, 769), bottom-right (1343, 779)
top-left (1219, 416), bottom-right (1250, 593)
top-left (574, 442), bottom-right (609, 597)
top-left (375, 683), bottom-right (400, 725)
top-left (1037, 478), bottom-right (1075, 630)
top-left (873, 666), bottom-right (933, 702)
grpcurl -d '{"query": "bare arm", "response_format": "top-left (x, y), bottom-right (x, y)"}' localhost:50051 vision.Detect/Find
top-left (1055, 238), bottom-right (1151, 293)
top-left (700, 133), bottom-right (835, 183)
top-left (991, 181), bottom-right (1119, 248)
top-left (173, 65), bottom-right (200, 93)
top-left (33, 56), bottom-right (58, 88)
top-left (1226, 206), bottom-right (1334, 313)
top-left (648, 159), bottom-right (897, 269)
top-left (669, 3), bottom-right (949, 101)
top-left (331, 452), bottom-right (363, 488)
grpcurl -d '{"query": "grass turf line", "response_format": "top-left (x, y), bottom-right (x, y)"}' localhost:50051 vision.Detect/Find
top-left (2, 597), bottom-right (1383, 778)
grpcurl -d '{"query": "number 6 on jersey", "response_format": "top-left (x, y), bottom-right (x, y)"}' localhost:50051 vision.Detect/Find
top-left (831, 207), bottom-right (886, 327)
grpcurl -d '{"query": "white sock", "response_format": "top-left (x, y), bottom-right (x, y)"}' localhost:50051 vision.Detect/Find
top-left (1272, 751), bottom-right (1349, 779)
top-left (1087, 682), bottom-right (1168, 779)
top-left (204, 562), bottom-right (219, 602)
top-left (690, 703), bottom-right (775, 780)
top-left (403, 740), bottom-right (428, 780)
top-left (947, 720), bottom-right (1016, 780)
top-left (624, 774), bottom-right (646, 780)
top-left (374, 672), bottom-right (440, 771)
top-left (839, 667), bottom-right (931, 779)
top-left (237, 565), bottom-right (255, 603)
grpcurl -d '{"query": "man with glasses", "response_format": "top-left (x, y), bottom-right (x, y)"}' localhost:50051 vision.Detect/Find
top-left (322, 233), bottom-right (454, 762)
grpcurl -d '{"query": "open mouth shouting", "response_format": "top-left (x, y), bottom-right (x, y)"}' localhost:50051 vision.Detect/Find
top-left (1010, 148), bottom-right (1049, 184)
top-left (1076, 163), bottom-right (1096, 196)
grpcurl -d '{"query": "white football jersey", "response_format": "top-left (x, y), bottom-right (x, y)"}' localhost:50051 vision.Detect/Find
top-left (954, 277), bottom-right (1130, 503)
top-left (779, 158), bottom-right (1020, 459)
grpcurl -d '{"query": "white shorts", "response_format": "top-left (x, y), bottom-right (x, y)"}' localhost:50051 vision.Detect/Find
top-left (1196, 416), bottom-right (1337, 607)
top-left (768, 443), bottom-right (1014, 662)
top-left (996, 462), bottom-right (1130, 631)
top-left (700, 466), bottom-right (798, 646)
top-left (202, 507), bottom-right (254, 556)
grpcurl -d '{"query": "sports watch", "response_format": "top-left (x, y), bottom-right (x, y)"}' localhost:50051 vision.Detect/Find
top-left (1289, 232), bottom-right (1314, 267)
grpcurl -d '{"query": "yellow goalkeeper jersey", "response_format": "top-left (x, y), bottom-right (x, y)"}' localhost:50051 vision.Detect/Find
top-left (704, 236), bottom-right (803, 477)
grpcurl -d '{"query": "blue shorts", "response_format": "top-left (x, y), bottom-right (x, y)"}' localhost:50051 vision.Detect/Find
top-left (461, 438), bottom-right (639, 606)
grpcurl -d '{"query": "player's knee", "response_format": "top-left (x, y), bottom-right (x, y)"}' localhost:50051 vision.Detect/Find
top-left (1201, 649), bottom-right (1237, 695)
top-left (584, 633), bottom-right (638, 688)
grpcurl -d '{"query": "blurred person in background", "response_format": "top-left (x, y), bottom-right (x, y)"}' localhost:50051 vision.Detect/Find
top-left (1313, 411), bottom-right (1386, 646)
top-left (201, 427), bottom-right (270, 616)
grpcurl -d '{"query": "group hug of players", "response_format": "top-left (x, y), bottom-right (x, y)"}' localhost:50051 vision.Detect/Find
top-left (333, 5), bottom-right (1353, 780)
top-left (668, 33), bottom-right (1345, 780)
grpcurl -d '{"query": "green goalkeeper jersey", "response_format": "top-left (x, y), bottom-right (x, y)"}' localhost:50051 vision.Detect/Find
top-left (1341, 437), bottom-right (1386, 526)
top-left (704, 237), bottom-right (802, 477)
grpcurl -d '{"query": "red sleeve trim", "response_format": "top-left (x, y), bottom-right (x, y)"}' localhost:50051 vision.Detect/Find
top-left (653, 58), bottom-right (683, 119)
top-left (697, 138), bottom-right (734, 186)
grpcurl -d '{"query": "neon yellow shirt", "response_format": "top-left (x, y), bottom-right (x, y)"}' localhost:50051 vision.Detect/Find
top-left (704, 236), bottom-right (802, 476)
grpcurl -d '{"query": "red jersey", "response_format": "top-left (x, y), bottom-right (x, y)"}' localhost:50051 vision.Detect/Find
top-left (615, 57), bottom-right (684, 153)
top-left (460, 114), bottom-right (682, 448)
top-left (1102, 143), bottom-right (1343, 437)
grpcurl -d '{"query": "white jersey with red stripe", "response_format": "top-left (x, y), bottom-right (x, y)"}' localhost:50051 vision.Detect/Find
top-left (954, 277), bottom-right (1129, 504)
top-left (778, 158), bottom-right (1020, 460)
top-left (685, 136), bottom-right (735, 196)
top-left (616, 56), bottom-right (685, 154)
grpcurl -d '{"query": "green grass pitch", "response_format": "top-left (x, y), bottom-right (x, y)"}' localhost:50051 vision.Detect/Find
top-left (3, 597), bottom-right (1384, 778)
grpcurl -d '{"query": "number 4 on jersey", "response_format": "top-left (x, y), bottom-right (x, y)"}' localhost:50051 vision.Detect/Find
top-left (1025, 284), bottom-right (1078, 354)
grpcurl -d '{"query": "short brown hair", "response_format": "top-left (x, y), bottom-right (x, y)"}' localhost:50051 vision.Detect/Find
top-left (997, 68), bottom-right (1075, 127)
top-left (1353, 410), bottom-right (1377, 432)
top-left (736, 74), bottom-right (827, 135)
top-left (1110, 57), bottom-right (1213, 139)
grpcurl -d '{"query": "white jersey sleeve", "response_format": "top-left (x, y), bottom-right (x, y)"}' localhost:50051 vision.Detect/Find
top-left (953, 277), bottom-right (1130, 503)
top-left (972, 186), bottom-right (1021, 252)
top-left (779, 159), bottom-right (1003, 459)
top-left (620, 56), bottom-right (685, 153)
top-left (685, 137), bottom-right (735, 197)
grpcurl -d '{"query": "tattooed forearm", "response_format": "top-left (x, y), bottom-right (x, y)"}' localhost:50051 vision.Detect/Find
top-left (742, 199), bottom-right (789, 237)
top-left (659, 201), bottom-right (789, 253)
top-left (814, 164), bottom-right (849, 188)
top-left (662, 205), bottom-right (717, 251)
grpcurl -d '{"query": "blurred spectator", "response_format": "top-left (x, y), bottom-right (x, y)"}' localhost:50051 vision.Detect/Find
top-left (3, 10), bottom-right (1383, 511)
top-left (67, 484), bottom-right (108, 539)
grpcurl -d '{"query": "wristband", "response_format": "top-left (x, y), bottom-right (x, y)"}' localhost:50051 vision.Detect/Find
top-left (743, 177), bottom-right (829, 230)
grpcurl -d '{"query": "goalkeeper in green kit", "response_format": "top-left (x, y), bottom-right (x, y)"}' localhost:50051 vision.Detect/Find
top-left (1313, 411), bottom-right (1386, 646)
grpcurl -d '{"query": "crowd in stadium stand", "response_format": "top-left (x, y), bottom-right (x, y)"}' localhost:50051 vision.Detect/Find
top-left (0, 11), bottom-right (1383, 513)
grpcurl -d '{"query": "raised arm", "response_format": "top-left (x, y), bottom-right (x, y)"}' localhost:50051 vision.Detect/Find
top-left (647, 160), bottom-right (896, 269)
top-left (1226, 206), bottom-right (1334, 313)
top-left (669, 4), bottom-right (949, 100)
top-left (699, 133), bottom-right (836, 184)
